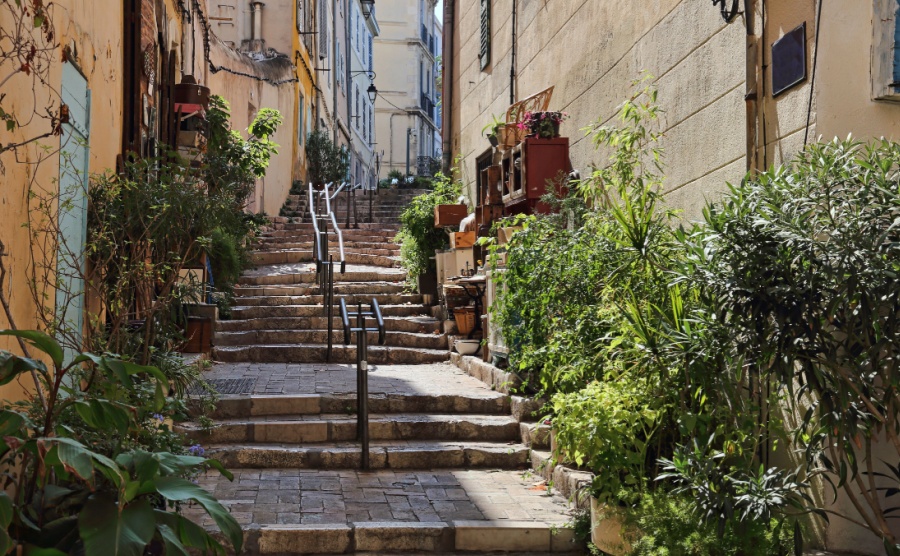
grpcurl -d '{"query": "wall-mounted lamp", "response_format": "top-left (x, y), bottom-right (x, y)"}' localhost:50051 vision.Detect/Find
top-left (712, 0), bottom-right (740, 23)
top-left (366, 83), bottom-right (378, 103)
top-left (361, 0), bottom-right (375, 20)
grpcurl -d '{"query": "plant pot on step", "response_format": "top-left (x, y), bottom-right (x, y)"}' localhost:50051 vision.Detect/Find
top-left (454, 306), bottom-right (476, 336)
top-left (591, 498), bottom-right (631, 556)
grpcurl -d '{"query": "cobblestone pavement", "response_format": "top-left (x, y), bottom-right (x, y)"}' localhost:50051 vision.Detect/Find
top-left (202, 362), bottom-right (498, 398)
top-left (184, 469), bottom-right (573, 528)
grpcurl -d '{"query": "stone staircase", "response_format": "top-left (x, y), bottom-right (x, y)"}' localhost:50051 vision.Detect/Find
top-left (213, 189), bottom-right (450, 366)
top-left (188, 189), bottom-right (580, 554)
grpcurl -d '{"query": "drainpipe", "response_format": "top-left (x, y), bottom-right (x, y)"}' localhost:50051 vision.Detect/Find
top-left (441, 0), bottom-right (454, 174)
top-left (745, 0), bottom-right (758, 173)
top-left (510, 0), bottom-right (516, 105)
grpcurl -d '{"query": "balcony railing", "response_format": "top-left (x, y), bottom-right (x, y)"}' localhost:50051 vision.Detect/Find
top-left (420, 94), bottom-right (435, 121)
top-left (417, 156), bottom-right (440, 177)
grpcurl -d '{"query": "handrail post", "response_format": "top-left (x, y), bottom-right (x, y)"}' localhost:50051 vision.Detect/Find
top-left (326, 255), bottom-right (334, 362)
top-left (358, 302), bottom-right (369, 470)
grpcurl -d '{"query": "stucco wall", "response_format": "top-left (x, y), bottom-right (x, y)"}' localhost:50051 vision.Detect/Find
top-left (0, 0), bottom-right (127, 401)
top-left (451, 0), bottom-right (747, 221)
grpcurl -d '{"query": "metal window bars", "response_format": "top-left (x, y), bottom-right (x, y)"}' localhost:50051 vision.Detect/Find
top-left (339, 298), bottom-right (386, 470)
top-left (308, 181), bottom-right (347, 362)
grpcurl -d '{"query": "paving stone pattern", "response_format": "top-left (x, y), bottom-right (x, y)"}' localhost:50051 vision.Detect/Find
top-left (202, 362), bottom-right (498, 398)
top-left (185, 469), bottom-right (570, 528)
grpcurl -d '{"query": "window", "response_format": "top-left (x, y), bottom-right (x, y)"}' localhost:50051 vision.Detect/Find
top-left (362, 103), bottom-right (367, 139)
top-left (354, 86), bottom-right (360, 129)
top-left (319, 0), bottom-right (329, 59)
top-left (873, 0), bottom-right (900, 100)
top-left (368, 35), bottom-right (373, 71)
top-left (479, 0), bottom-right (491, 70)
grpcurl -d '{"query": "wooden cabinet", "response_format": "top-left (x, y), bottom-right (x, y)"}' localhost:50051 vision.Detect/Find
top-left (501, 137), bottom-right (571, 214)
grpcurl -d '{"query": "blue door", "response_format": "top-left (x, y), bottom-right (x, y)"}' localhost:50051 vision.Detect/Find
top-left (56, 62), bottom-right (90, 361)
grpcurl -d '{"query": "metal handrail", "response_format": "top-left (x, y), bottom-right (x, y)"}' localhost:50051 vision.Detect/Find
top-left (308, 182), bottom-right (348, 361)
top-left (339, 298), bottom-right (387, 470)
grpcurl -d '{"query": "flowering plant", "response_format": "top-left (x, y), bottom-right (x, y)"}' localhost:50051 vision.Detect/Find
top-left (519, 111), bottom-right (568, 139)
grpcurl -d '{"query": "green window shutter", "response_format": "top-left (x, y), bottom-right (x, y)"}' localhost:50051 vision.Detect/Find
top-left (479, 0), bottom-right (491, 70)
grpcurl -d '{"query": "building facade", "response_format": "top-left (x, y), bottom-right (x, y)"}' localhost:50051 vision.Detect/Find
top-left (442, 0), bottom-right (900, 552)
top-left (347, 0), bottom-right (380, 189)
top-left (373, 0), bottom-right (442, 179)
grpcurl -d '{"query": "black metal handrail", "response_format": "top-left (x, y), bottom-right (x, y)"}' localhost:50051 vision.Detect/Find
top-left (308, 182), bottom-right (347, 362)
top-left (339, 298), bottom-right (386, 470)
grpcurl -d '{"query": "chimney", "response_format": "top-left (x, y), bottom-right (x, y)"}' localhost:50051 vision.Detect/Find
top-left (249, 1), bottom-right (265, 51)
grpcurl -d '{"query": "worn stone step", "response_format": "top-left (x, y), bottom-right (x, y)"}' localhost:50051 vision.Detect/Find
top-left (204, 393), bottom-right (511, 419)
top-left (252, 246), bottom-right (399, 258)
top-left (238, 268), bottom-right (407, 286)
top-left (259, 230), bottom-right (399, 242)
top-left (212, 344), bottom-right (449, 365)
top-left (216, 316), bottom-right (440, 334)
top-left (233, 281), bottom-right (408, 298)
top-left (179, 414), bottom-right (520, 444)
top-left (253, 240), bottom-right (401, 253)
top-left (204, 441), bottom-right (530, 470)
top-left (231, 292), bottom-right (423, 307)
top-left (230, 304), bottom-right (429, 319)
top-left (214, 330), bottom-right (448, 350)
top-left (250, 250), bottom-right (399, 268)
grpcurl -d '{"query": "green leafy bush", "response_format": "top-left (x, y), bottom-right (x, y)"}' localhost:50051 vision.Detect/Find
top-left (395, 169), bottom-right (463, 285)
top-left (0, 330), bottom-right (240, 555)
top-left (625, 492), bottom-right (794, 556)
top-left (306, 129), bottom-right (349, 186)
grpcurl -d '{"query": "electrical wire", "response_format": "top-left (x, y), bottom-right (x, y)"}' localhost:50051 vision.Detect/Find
top-left (803, 0), bottom-right (823, 147)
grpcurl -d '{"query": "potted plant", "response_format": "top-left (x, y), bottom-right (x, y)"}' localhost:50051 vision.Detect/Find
top-left (521, 111), bottom-right (568, 139)
top-left (481, 113), bottom-right (505, 147)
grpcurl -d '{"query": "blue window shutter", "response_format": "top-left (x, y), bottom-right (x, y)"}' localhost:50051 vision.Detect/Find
top-left (894, 0), bottom-right (900, 84)
top-left (57, 62), bottom-right (91, 363)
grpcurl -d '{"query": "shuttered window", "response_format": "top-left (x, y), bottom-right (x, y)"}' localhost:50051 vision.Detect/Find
top-left (479, 0), bottom-right (491, 70)
top-left (319, 0), bottom-right (329, 59)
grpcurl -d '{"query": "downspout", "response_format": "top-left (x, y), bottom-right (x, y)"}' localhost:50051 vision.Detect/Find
top-left (441, 0), bottom-right (454, 173)
top-left (510, 0), bottom-right (516, 105)
top-left (332, 0), bottom-right (339, 143)
top-left (745, 0), bottom-right (758, 173)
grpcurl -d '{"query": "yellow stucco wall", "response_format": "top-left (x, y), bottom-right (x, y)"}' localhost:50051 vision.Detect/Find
top-left (0, 0), bottom-right (126, 401)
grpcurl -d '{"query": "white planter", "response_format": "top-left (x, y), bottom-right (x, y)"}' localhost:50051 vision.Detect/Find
top-left (591, 497), bottom-right (631, 556)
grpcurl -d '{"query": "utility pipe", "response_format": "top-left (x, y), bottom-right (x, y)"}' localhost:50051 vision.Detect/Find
top-left (441, 0), bottom-right (454, 174)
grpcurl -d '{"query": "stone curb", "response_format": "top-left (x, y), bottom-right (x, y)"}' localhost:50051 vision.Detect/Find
top-left (240, 521), bottom-right (580, 555)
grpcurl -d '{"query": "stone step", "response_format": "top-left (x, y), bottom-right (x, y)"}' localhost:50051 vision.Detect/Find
top-left (216, 316), bottom-right (440, 334)
top-left (204, 393), bottom-right (511, 419)
top-left (259, 230), bottom-right (399, 241)
top-left (252, 246), bottom-right (399, 258)
top-left (231, 293), bottom-right (423, 307)
top-left (238, 268), bottom-right (407, 286)
top-left (230, 304), bottom-right (429, 319)
top-left (250, 250), bottom-right (399, 268)
top-left (253, 240), bottom-right (401, 253)
top-left (233, 521), bottom-right (578, 555)
top-left (212, 344), bottom-right (449, 364)
top-left (233, 281), bottom-right (408, 297)
top-left (203, 441), bottom-right (530, 470)
top-left (179, 414), bottom-right (520, 444)
top-left (214, 330), bottom-right (449, 350)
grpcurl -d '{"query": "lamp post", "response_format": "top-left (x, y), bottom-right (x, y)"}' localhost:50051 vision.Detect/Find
top-left (361, 0), bottom-right (375, 20)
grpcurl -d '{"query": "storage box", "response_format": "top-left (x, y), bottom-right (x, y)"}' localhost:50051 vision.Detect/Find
top-left (450, 231), bottom-right (476, 249)
top-left (434, 204), bottom-right (468, 228)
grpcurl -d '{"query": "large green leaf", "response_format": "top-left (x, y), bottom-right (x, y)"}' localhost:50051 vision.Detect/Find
top-left (74, 400), bottom-right (134, 436)
top-left (39, 437), bottom-right (125, 488)
top-left (78, 497), bottom-right (155, 556)
top-left (156, 524), bottom-right (190, 556)
top-left (23, 547), bottom-right (68, 556)
top-left (0, 330), bottom-right (63, 368)
top-left (153, 510), bottom-right (225, 556)
top-left (154, 477), bottom-right (242, 554)
top-left (0, 352), bottom-right (46, 387)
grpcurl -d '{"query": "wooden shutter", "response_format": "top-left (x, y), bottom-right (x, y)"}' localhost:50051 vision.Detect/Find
top-left (319, 0), bottom-right (329, 59)
top-left (479, 0), bottom-right (490, 70)
top-left (57, 62), bottom-right (91, 362)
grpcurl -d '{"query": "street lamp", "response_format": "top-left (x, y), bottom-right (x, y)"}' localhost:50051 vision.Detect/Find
top-left (366, 83), bottom-right (378, 103)
top-left (361, 0), bottom-right (375, 20)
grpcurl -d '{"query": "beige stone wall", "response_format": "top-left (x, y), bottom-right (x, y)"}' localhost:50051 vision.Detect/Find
top-left (451, 0), bottom-right (748, 221)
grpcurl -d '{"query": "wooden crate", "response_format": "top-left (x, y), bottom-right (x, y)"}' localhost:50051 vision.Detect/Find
top-left (450, 231), bottom-right (476, 249)
top-left (434, 204), bottom-right (468, 228)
